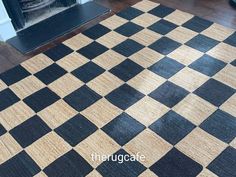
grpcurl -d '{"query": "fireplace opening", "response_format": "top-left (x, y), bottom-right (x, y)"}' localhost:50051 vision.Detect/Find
top-left (3, 0), bottom-right (78, 30)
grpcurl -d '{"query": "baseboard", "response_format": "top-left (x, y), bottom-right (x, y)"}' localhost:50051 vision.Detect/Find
top-left (0, 17), bottom-right (16, 41)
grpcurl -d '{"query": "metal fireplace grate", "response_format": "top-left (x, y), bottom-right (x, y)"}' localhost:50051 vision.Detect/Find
top-left (20, 0), bottom-right (56, 12)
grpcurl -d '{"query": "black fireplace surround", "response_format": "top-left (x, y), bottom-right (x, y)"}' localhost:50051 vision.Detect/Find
top-left (2, 0), bottom-right (76, 30)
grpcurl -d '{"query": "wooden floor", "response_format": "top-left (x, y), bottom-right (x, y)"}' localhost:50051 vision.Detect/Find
top-left (0, 0), bottom-right (236, 74)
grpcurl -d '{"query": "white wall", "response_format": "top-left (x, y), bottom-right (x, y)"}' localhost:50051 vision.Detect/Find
top-left (0, 0), bottom-right (16, 41)
top-left (77, 0), bottom-right (91, 4)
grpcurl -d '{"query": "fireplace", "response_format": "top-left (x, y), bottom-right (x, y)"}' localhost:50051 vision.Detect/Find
top-left (2, 0), bottom-right (77, 30)
top-left (0, 0), bottom-right (109, 52)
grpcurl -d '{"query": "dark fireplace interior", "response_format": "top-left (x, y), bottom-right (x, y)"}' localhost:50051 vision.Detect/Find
top-left (20, 0), bottom-right (57, 12)
top-left (3, 0), bottom-right (77, 30)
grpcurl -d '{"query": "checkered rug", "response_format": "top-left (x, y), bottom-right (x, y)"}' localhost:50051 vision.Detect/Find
top-left (0, 0), bottom-right (236, 176)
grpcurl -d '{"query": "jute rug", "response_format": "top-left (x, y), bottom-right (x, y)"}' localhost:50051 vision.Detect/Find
top-left (0, 0), bottom-right (236, 176)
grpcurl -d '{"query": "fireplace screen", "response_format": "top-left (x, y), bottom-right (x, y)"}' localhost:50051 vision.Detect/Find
top-left (3, 0), bottom-right (77, 30)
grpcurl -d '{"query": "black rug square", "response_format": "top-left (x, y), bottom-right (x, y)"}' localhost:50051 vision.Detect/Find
top-left (150, 148), bottom-right (203, 177)
top-left (102, 112), bottom-right (145, 146)
top-left (112, 39), bottom-right (144, 57)
top-left (55, 114), bottom-right (97, 146)
top-left (149, 81), bottom-right (189, 108)
top-left (10, 115), bottom-right (51, 148)
top-left (200, 110), bottom-right (236, 143)
top-left (77, 42), bottom-right (108, 59)
top-left (64, 85), bottom-right (102, 111)
top-left (97, 149), bottom-right (146, 177)
top-left (0, 66), bottom-right (30, 86)
top-left (194, 79), bottom-right (235, 106)
top-left (23, 87), bottom-right (60, 112)
top-left (35, 63), bottom-right (67, 84)
top-left (72, 62), bottom-right (105, 83)
top-left (186, 34), bottom-right (219, 53)
top-left (44, 44), bottom-right (73, 61)
top-left (0, 151), bottom-right (40, 177)
top-left (109, 59), bottom-right (144, 82)
top-left (82, 24), bottom-right (111, 40)
top-left (117, 7), bottom-right (144, 20)
top-left (182, 16), bottom-right (213, 33)
top-left (0, 89), bottom-right (20, 111)
top-left (149, 110), bottom-right (195, 145)
top-left (207, 147), bottom-right (236, 177)
top-left (148, 57), bottom-right (184, 79)
top-left (115, 22), bottom-right (144, 37)
top-left (148, 5), bottom-right (175, 18)
top-left (224, 32), bottom-right (236, 47)
top-left (148, 19), bottom-right (177, 35)
top-left (149, 37), bottom-right (181, 55)
top-left (44, 150), bottom-right (93, 177)
top-left (105, 84), bottom-right (144, 110)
